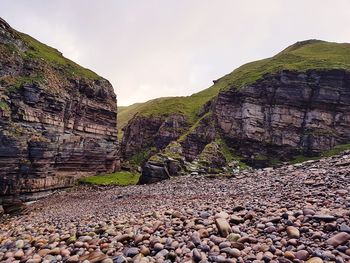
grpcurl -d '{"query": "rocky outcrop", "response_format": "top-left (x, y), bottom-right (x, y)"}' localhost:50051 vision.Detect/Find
top-left (214, 69), bottom-right (350, 165)
top-left (121, 114), bottom-right (187, 159)
top-left (181, 113), bottom-right (217, 161)
top-left (0, 18), bottom-right (119, 203)
top-left (138, 161), bottom-right (170, 184)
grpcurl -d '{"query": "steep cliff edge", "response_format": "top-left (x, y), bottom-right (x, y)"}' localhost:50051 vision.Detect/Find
top-left (0, 18), bottom-right (119, 203)
top-left (119, 40), bottom-right (350, 183)
top-left (215, 69), bottom-right (350, 166)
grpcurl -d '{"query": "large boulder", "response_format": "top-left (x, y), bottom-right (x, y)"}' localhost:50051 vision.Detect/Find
top-left (138, 161), bottom-right (170, 184)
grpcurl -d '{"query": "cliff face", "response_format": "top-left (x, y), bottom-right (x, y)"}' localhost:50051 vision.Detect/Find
top-left (0, 18), bottom-right (119, 200)
top-left (214, 69), bottom-right (350, 164)
top-left (121, 114), bottom-right (187, 160)
top-left (120, 40), bottom-right (350, 183)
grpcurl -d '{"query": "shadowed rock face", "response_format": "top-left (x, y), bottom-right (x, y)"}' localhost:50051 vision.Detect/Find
top-left (121, 114), bottom-right (187, 159)
top-left (214, 69), bottom-right (350, 163)
top-left (0, 18), bottom-right (119, 199)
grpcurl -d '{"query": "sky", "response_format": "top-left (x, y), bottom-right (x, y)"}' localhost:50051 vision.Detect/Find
top-left (1, 1), bottom-right (350, 106)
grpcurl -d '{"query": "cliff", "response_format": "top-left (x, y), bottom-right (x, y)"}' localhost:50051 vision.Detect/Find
top-left (0, 18), bottom-right (119, 203)
top-left (119, 40), bottom-right (350, 183)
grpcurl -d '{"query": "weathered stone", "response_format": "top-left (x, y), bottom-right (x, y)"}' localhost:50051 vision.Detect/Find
top-left (312, 215), bottom-right (336, 222)
top-left (286, 226), bottom-right (300, 239)
top-left (326, 232), bottom-right (350, 247)
top-left (80, 251), bottom-right (108, 263)
top-left (215, 218), bottom-right (232, 237)
top-left (295, 250), bottom-right (309, 260)
top-left (306, 257), bottom-right (323, 263)
top-left (138, 161), bottom-right (170, 184)
top-left (230, 215), bottom-right (245, 224)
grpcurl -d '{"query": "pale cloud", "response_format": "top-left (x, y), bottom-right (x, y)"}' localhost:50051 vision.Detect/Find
top-left (1, 0), bottom-right (350, 105)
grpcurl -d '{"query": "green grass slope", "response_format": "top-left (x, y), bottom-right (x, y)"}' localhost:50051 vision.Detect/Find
top-left (118, 40), bottom-right (350, 131)
top-left (18, 32), bottom-right (101, 80)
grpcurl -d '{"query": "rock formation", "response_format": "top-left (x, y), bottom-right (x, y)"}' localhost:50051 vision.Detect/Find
top-left (119, 40), bottom-right (350, 183)
top-left (214, 69), bottom-right (350, 166)
top-left (0, 17), bottom-right (119, 204)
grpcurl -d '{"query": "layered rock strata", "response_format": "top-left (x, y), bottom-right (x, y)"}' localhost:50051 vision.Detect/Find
top-left (0, 18), bottom-right (119, 202)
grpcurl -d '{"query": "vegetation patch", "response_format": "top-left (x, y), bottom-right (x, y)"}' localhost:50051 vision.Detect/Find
top-left (291, 143), bottom-right (350, 164)
top-left (129, 147), bottom-right (157, 166)
top-left (1, 74), bottom-right (44, 94)
top-left (0, 101), bottom-right (9, 112)
top-left (215, 138), bottom-right (250, 170)
top-left (18, 32), bottom-right (100, 80)
top-left (178, 112), bottom-right (212, 142)
top-left (79, 171), bottom-right (140, 186)
top-left (218, 40), bottom-right (350, 91)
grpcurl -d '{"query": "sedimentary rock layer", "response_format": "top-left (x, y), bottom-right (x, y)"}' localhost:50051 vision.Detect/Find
top-left (0, 18), bottom-right (119, 198)
top-left (214, 69), bottom-right (350, 163)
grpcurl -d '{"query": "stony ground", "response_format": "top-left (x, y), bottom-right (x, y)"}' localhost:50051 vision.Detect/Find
top-left (0, 153), bottom-right (350, 263)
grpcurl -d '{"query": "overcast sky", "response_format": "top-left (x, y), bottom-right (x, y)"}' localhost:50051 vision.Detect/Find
top-left (1, 1), bottom-right (350, 105)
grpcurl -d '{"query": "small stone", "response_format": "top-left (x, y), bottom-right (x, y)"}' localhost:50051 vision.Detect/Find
top-left (215, 218), bottom-right (232, 237)
top-left (339, 224), bottom-right (350, 233)
top-left (14, 249), bottom-right (24, 259)
top-left (60, 249), bottom-right (70, 257)
top-left (219, 241), bottom-right (231, 249)
top-left (221, 247), bottom-right (241, 258)
top-left (313, 215), bottom-right (336, 222)
top-left (295, 250), bottom-right (309, 260)
top-left (172, 211), bottom-right (182, 218)
top-left (81, 251), bottom-right (108, 262)
top-left (50, 247), bottom-right (60, 255)
top-left (230, 215), bottom-right (245, 224)
top-left (192, 248), bottom-right (202, 262)
top-left (125, 247), bottom-right (139, 257)
top-left (199, 211), bottom-right (210, 219)
top-left (153, 243), bottom-right (164, 252)
top-left (113, 255), bottom-right (127, 263)
top-left (134, 234), bottom-right (144, 244)
top-left (74, 241), bottom-right (84, 248)
top-left (67, 255), bottom-right (80, 263)
top-left (286, 226), bottom-right (300, 239)
top-left (226, 233), bottom-right (241, 242)
top-left (155, 249), bottom-right (169, 258)
top-left (15, 240), bottom-right (25, 249)
top-left (303, 208), bottom-right (315, 216)
top-left (78, 235), bottom-right (92, 242)
top-left (306, 257), bottom-right (323, 263)
top-left (140, 245), bottom-right (150, 256)
top-left (38, 249), bottom-right (51, 257)
top-left (117, 234), bottom-right (132, 243)
top-left (326, 232), bottom-right (350, 247)
top-left (284, 251), bottom-right (295, 260)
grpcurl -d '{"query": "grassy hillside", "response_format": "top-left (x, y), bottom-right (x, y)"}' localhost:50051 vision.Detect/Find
top-left (119, 40), bottom-right (350, 130)
top-left (18, 32), bottom-right (101, 80)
